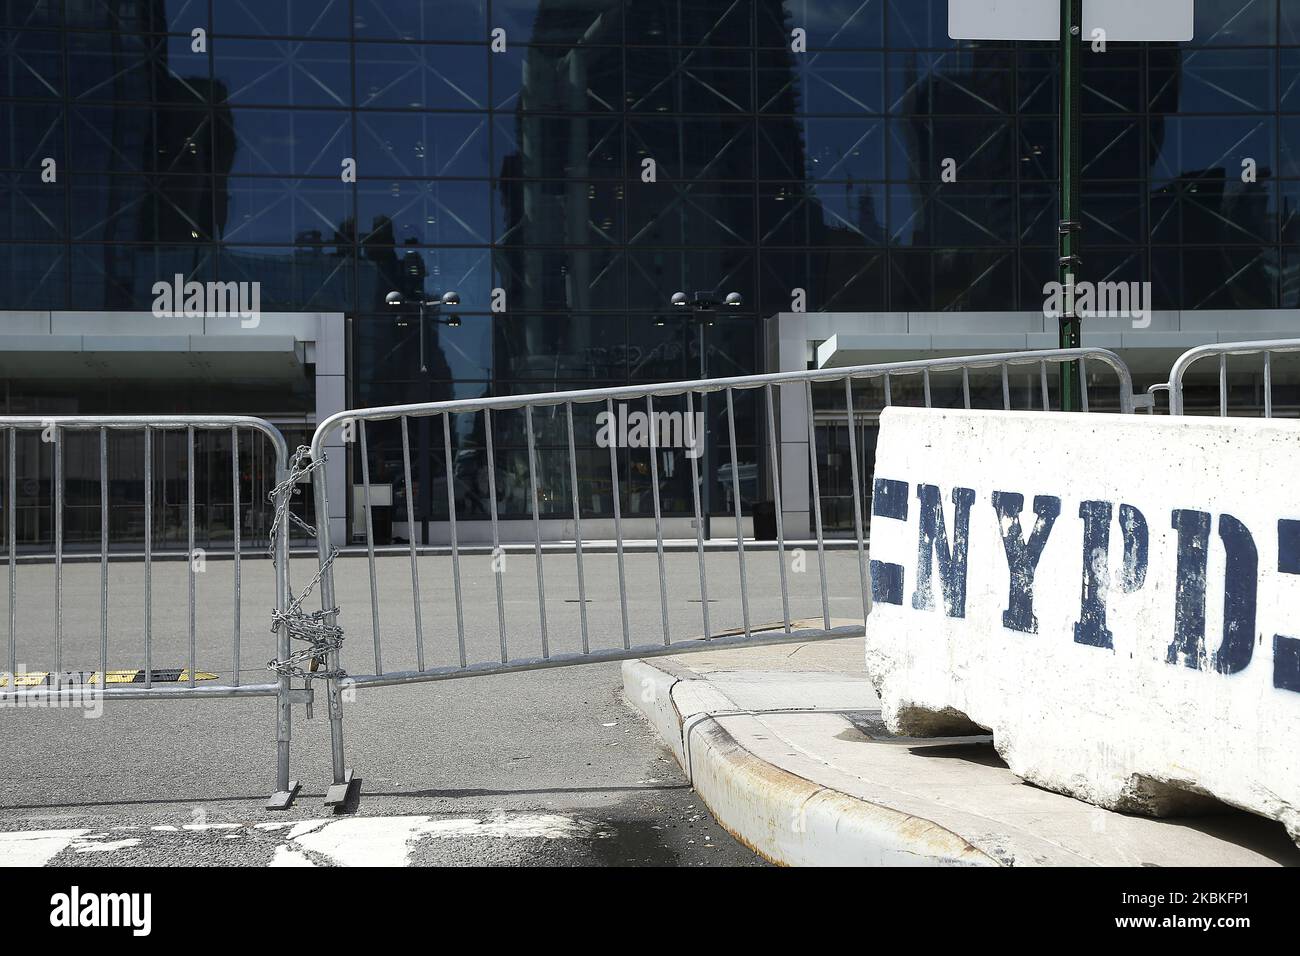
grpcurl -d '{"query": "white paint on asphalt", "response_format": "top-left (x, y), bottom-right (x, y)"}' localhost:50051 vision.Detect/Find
top-left (0, 829), bottom-right (89, 866)
top-left (0, 812), bottom-right (605, 866)
top-left (69, 836), bottom-right (142, 853)
top-left (269, 844), bottom-right (316, 867)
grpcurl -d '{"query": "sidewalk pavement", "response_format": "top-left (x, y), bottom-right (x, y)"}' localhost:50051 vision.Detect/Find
top-left (622, 632), bottom-right (1300, 867)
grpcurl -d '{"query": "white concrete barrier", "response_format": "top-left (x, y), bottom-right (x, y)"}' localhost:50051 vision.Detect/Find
top-left (864, 407), bottom-right (1300, 846)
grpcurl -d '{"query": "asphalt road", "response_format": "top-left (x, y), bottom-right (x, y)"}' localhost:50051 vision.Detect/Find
top-left (0, 547), bottom-right (868, 866)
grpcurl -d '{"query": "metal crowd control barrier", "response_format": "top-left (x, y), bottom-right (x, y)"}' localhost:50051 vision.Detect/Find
top-left (1161, 339), bottom-right (1300, 417)
top-left (300, 347), bottom-right (1135, 806)
top-left (0, 415), bottom-right (306, 810)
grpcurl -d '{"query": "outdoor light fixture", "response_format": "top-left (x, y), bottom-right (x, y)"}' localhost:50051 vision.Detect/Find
top-left (385, 289), bottom-right (462, 374)
top-left (668, 290), bottom-right (744, 540)
top-left (670, 291), bottom-right (743, 311)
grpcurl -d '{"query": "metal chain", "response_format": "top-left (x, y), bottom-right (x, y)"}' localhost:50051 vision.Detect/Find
top-left (267, 447), bottom-right (345, 681)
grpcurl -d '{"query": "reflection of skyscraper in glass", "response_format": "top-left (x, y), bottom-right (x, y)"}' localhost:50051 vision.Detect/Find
top-left (65, 0), bottom-right (234, 305)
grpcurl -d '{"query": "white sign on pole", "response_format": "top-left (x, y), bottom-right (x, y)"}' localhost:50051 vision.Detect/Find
top-left (949, 0), bottom-right (1194, 42)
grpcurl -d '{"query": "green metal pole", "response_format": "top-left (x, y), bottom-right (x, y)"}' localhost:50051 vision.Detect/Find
top-left (1058, 0), bottom-right (1084, 411)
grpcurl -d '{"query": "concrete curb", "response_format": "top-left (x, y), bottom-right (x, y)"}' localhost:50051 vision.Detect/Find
top-left (621, 660), bottom-right (998, 867)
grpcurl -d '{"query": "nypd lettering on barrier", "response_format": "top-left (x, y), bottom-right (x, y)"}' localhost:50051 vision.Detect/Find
top-left (869, 478), bottom-right (1300, 694)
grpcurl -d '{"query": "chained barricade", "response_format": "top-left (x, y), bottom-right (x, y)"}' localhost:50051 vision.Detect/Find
top-left (295, 347), bottom-right (1137, 806)
top-left (0, 415), bottom-right (306, 809)
top-left (0, 349), bottom-right (1156, 811)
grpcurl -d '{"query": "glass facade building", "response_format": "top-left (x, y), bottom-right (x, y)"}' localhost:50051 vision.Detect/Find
top-left (1, 0), bottom-right (1298, 544)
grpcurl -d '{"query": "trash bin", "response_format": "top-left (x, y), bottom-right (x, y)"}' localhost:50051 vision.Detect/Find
top-left (753, 500), bottom-right (777, 541)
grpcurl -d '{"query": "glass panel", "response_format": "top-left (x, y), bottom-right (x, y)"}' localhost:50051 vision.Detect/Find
top-left (889, 248), bottom-right (1015, 310)
top-left (887, 50), bottom-right (1014, 116)
top-left (2, 0), bottom-right (62, 28)
top-left (71, 173), bottom-right (215, 242)
top-left (889, 181), bottom-right (1015, 246)
top-left (495, 179), bottom-right (623, 246)
top-left (758, 248), bottom-right (886, 312)
top-left (628, 182), bottom-right (755, 247)
top-left (0, 170), bottom-right (65, 240)
top-left (494, 247), bottom-right (627, 311)
top-left (497, 44), bottom-right (620, 112)
top-left (69, 242), bottom-right (214, 310)
top-left (759, 49), bottom-right (884, 115)
top-left (214, 39), bottom-right (351, 107)
top-left (759, 181), bottom-right (887, 247)
top-left (353, 0), bottom-right (487, 43)
top-left (356, 111), bottom-right (488, 178)
top-left (1152, 116), bottom-right (1274, 183)
top-left (626, 48), bottom-right (752, 113)
top-left (221, 177), bottom-right (353, 245)
top-left (624, 0), bottom-right (749, 48)
top-left (66, 0), bottom-right (208, 33)
top-left (218, 244), bottom-right (354, 310)
top-left (358, 179), bottom-right (491, 246)
top-left (1150, 48), bottom-right (1274, 114)
top-left (1192, 0), bottom-right (1276, 47)
top-left (68, 32), bottom-right (210, 104)
top-left (1, 28), bottom-right (63, 97)
top-left (357, 42), bottom-right (488, 111)
top-left (212, 0), bottom-right (350, 38)
top-left (889, 118), bottom-right (1013, 181)
top-left (759, 0), bottom-right (884, 50)
top-left (493, 313), bottom-right (627, 380)
top-left (219, 108), bottom-right (351, 176)
top-left (0, 242), bottom-right (66, 308)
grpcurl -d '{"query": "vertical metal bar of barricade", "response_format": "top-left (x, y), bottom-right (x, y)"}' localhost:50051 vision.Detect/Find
top-left (231, 427), bottom-right (241, 686)
top-left (6, 428), bottom-right (14, 683)
top-left (483, 409), bottom-right (508, 663)
top-left (565, 403), bottom-right (590, 654)
top-left (606, 398), bottom-right (630, 649)
top-left (272, 440), bottom-right (293, 798)
top-left (442, 413), bottom-right (467, 667)
top-left (844, 378), bottom-right (870, 627)
top-left (1264, 353), bottom-right (1274, 419)
top-left (187, 427), bottom-right (196, 687)
top-left (54, 425), bottom-right (62, 678)
top-left (646, 396), bottom-right (670, 646)
top-left (312, 457), bottom-right (347, 787)
top-left (725, 388), bottom-right (751, 638)
top-left (524, 406), bottom-right (549, 659)
top-left (1219, 355), bottom-right (1228, 417)
top-left (804, 381), bottom-right (831, 631)
top-left (144, 428), bottom-right (152, 688)
top-left (400, 417), bottom-right (425, 671)
top-left (99, 428), bottom-right (109, 680)
top-left (359, 422), bottom-right (381, 675)
top-left (764, 385), bottom-right (790, 634)
top-left (686, 390), bottom-right (711, 640)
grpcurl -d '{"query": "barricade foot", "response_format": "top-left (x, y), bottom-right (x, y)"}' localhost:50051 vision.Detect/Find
top-left (324, 768), bottom-right (359, 813)
top-left (266, 781), bottom-right (301, 811)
